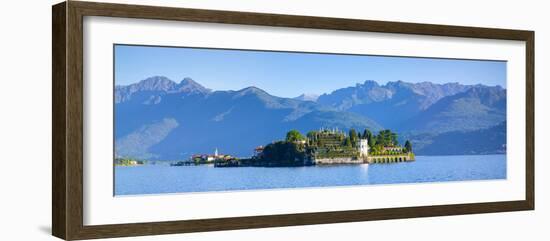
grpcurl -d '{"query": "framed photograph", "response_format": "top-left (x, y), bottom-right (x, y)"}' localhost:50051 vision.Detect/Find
top-left (52, 1), bottom-right (534, 240)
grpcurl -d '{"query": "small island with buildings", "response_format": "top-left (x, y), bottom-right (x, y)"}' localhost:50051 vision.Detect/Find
top-left (170, 148), bottom-right (237, 166)
top-left (114, 158), bottom-right (146, 166)
top-left (214, 128), bottom-right (414, 167)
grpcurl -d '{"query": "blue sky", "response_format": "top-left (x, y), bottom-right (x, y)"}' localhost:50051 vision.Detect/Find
top-left (115, 44), bottom-right (506, 98)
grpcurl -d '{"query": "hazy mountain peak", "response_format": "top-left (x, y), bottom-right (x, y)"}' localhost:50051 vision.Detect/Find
top-left (237, 86), bottom-right (268, 95)
top-left (135, 76), bottom-right (177, 91)
top-left (115, 76), bottom-right (211, 103)
top-left (461, 84), bottom-right (506, 105)
top-left (361, 80), bottom-right (380, 88)
top-left (179, 77), bottom-right (195, 85)
top-left (386, 80), bottom-right (405, 85)
top-left (385, 80), bottom-right (414, 89)
top-left (177, 77), bottom-right (210, 94)
top-left (232, 86), bottom-right (275, 103)
top-left (294, 93), bottom-right (320, 102)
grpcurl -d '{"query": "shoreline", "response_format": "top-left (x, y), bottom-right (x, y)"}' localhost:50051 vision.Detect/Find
top-left (116, 153), bottom-right (506, 168)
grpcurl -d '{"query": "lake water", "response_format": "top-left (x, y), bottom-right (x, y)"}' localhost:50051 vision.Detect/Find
top-left (115, 154), bottom-right (506, 195)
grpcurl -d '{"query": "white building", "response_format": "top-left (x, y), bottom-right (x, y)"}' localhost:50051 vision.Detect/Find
top-left (358, 139), bottom-right (369, 158)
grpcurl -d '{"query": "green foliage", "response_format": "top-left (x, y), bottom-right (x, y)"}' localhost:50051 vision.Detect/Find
top-left (302, 129), bottom-right (360, 159)
top-left (343, 137), bottom-right (351, 147)
top-left (306, 131), bottom-right (317, 141)
top-left (362, 129), bottom-right (376, 148)
top-left (115, 158), bottom-right (144, 166)
top-left (261, 141), bottom-right (306, 166)
top-left (362, 129), bottom-right (371, 140)
top-left (286, 129), bottom-right (305, 142)
top-left (371, 144), bottom-right (383, 154)
top-left (349, 128), bottom-right (358, 147)
top-left (349, 129), bottom-right (357, 140)
top-left (192, 156), bottom-right (203, 164)
top-left (375, 129), bottom-right (398, 147)
top-left (404, 140), bottom-right (413, 153)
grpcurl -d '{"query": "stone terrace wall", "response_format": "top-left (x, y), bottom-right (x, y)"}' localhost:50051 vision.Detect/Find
top-left (313, 157), bottom-right (364, 165)
top-left (367, 154), bottom-right (414, 164)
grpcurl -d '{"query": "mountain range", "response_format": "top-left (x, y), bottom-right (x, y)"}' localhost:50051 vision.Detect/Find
top-left (115, 76), bottom-right (506, 159)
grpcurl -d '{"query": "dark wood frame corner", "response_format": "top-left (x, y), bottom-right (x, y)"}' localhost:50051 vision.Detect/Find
top-left (52, 1), bottom-right (535, 240)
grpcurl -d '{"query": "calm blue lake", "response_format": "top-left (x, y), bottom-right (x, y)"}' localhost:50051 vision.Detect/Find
top-left (114, 154), bottom-right (506, 195)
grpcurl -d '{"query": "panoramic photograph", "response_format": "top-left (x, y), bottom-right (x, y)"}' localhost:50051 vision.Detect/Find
top-left (113, 44), bottom-right (507, 196)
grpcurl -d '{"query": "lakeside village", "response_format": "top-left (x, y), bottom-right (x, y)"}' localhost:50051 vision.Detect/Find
top-left (165, 128), bottom-right (414, 167)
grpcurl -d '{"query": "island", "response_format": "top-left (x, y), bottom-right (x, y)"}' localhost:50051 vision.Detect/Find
top-left (115, 158), bottom-right (146, 166)
top-left (215, 128), bottom-right (414, 167)
top-left (170, 148), bottom-right (239, 166)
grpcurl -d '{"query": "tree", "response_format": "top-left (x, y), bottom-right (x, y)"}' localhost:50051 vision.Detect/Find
top-left (375, 130), bottom-right (388, 146)
top-left (362, 129), bottom-right (371, 140)
top-left (286, 129), bottom-right (305, 142)
top-left (372, 144), bottom-right (383, 154)
top-left (306, 131), bottom-right (317, 140)
top-left (262, 141), bottom-right (305, 166)
top-left (376, 129), bottom-right (399, 147)
top-left (390, 132), bottom-right (399, 146)
top-left (343, 137), bottom-right (352, 147)
top-left (363, 129), bottom-right (375, 148)
top-left (349, 128), bottom-right (358, 147)
top-left (404, 140), bottom-right (413, 153)
top-left (306, 131), bottom-right (317, 145)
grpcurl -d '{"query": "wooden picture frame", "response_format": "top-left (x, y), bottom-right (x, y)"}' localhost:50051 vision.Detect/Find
top-left (52, 1), bottom-right (534, 240)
